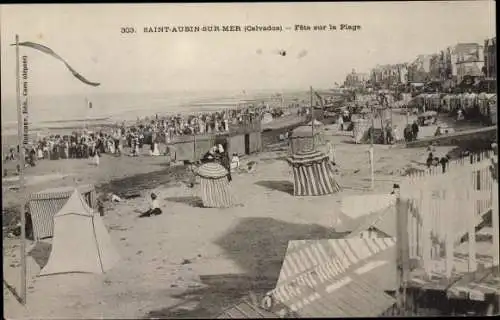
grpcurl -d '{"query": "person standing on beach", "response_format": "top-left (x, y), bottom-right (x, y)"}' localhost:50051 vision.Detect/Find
top-left (411, 120), bottom-right (419, 140)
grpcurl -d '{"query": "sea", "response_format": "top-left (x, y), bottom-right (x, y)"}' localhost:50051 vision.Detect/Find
top-left (1, 89), bottom-right (307, 151)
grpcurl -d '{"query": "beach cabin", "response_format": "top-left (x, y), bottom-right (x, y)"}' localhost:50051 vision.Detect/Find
top-left (28, 184), bottom-right (97, 241)
top-left (167, 121), bottom-right (262, 163)
top-left (227, 121), bottom-right (262, 156)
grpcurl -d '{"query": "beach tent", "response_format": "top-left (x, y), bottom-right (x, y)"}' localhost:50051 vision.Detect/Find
top-left (261, 237), bottom-right (397, 317)
top-left (306, 119), bottom-right (323, 126)
top-left (289, 125), bottom-right (325, 154)
top-left (336, 194), bottom-right (397, 236)
top-left (196, 162), bottom-right (234, 208)
top-left (261, 112), bottom-right (273, 124)
top-left (286, 150), bottom-right (341, 196)
top-left (40, 190), bottom-right (120, 276)
top-left (351, 118), bottom-right (370, 144)
top-left (28, 185), bottom-right (97, 241)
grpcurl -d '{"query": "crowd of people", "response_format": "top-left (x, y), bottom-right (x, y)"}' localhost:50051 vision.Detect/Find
top-left (3, 102), bottom-right (302, 173)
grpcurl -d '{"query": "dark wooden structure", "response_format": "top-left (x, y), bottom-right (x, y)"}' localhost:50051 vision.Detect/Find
top-left (168, 121), bottom-right (262, 162)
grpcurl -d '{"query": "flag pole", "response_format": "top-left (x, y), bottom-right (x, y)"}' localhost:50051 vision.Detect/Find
top-left (370, 102), bottom-right (375, 190)
top-left (15, 34), bottom-right (27, 304)
top-left (84, 98), bottom-right (88, 130)
top-left (310, 86), bottom-right (315, 150)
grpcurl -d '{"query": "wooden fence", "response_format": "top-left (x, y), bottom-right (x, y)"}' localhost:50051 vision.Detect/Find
top-left (400, 150), bottom-right (498, 278)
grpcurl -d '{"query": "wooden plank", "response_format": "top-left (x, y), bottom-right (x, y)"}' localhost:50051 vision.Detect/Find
top-left (468, 170), bottom-right (478, 273)
top-left (446, 268), bottom-right (494, 301)
top-left (492, 182), bottom-right (499, 269)
top-left (445, 186), bottom-right (454, 278)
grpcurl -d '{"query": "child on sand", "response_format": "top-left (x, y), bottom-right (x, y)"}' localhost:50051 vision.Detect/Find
top-left (230, 153), bottom-right (240, 171)
top-left (139, 193), bottom-right (162, 218)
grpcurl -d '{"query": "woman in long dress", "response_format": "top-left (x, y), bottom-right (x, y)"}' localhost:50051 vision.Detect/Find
top-left (93, 149), bottom-right (100, 166)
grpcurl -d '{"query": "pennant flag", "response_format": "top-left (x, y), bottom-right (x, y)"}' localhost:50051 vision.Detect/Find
top-left (12, 41), bottom-right (100, 87)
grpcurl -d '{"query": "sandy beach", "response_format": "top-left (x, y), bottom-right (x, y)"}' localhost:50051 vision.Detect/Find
top-left (2, 115), bottom-right (461, 319)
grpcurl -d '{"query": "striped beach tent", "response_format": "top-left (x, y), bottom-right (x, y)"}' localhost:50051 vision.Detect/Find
top-left (261, 237), bottom-right (397, 317)
top-left (287, 150), bottom-right (341, 196)
top-left (28, 184), bottom-right (97, 241)
top-left (197, 162), bottom-right (234, 208)
top-left (289, 125), bottom-right (325, 154)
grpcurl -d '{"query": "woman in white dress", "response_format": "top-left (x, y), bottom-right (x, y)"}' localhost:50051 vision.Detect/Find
top-left (93, 150), bottom-right (100, 166)
top-left (37, 144), bottom-right (44, 159)
top-left (152, 137), bottom-right (161, 156)
top-left (108, 138), bottom-right (116, 154)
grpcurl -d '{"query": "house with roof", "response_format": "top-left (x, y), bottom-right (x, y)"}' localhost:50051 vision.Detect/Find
top-left (451, 43), bottom-right (485, 84)
top-left (408, 55), bottom-right (432, 83)
top-left (483, 37), bottom-right (496, 78)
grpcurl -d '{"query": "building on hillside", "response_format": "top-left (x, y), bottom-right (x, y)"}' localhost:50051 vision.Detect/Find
top-left (397, 63), bottom-right (409, 84)
top-left (370, 64), bottom-right (407, 88)
top-left (344, 69), bottom-right (370, 88)
top-left (483, 37), bottom-right (497, 78)
top-left (443, 47), bottom-right (454, 80)
top-left (370, 65), bottom-right (384, 87)
top-left (429, 53), bottom-right (442, 81)
top-left (451, 43), bottom-right (485, 84)
top-left (408, 55), bottom-right (432, 83)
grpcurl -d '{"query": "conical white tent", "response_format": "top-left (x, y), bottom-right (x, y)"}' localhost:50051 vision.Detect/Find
top-left (40, 190), bottom-right (120, 276)
top-left (306, 119), bottom-right (323, 126)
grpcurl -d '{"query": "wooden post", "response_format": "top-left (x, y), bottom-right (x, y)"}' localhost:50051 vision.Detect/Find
top-left (310, 86), bottom-right (315, 150)
top-left (369, 104), bottom-right (375, 190)
top-left (468, 170), bottom-right (477, 272)
top-left (445, 186), bottom-right (454, 278)
top-left (369, 147), bottom-right (375, 190)
top-left (492, 178), bottom-right (499, 271)
top-left (421, 182), bottom-right (432, 277)
top-left (15, 34), bottom-right (27, 304)
top-left (396, 193), bottom-right (409, 313)
top-left (193, 133), bottom-right (196, 162)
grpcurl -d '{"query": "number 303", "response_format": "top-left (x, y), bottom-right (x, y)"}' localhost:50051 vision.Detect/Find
top-left (121, 27), bottom-right (135, 33)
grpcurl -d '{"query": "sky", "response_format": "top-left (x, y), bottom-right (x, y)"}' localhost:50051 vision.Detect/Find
top-left (0, 2), bottom-right (495, 97)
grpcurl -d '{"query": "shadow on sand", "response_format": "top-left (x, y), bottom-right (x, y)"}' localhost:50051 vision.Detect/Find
top-left (143, 217), bottom-right (345, 319)
top-left (97, 166), bottom-right (189, 197)
top-left (255, 180), bottom-right (294, 195)
top-left (28, 241), bottom-right (52, 269)
top-left (164, 196), bottom-right (204, 208)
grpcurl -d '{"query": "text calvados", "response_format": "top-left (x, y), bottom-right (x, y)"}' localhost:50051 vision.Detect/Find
top-left (143, 25), bottom-right (283, 33)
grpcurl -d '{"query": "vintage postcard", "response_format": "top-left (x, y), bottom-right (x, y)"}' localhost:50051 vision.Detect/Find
top-left (1, 2), bottom-right (498, 318)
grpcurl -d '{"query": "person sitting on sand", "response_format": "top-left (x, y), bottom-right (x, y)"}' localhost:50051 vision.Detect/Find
top-left (139, 193), bottom-right (162, 218)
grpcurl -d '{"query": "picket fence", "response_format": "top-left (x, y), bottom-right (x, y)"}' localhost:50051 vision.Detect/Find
top-left (400, 150), bottom-right (498, 277)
